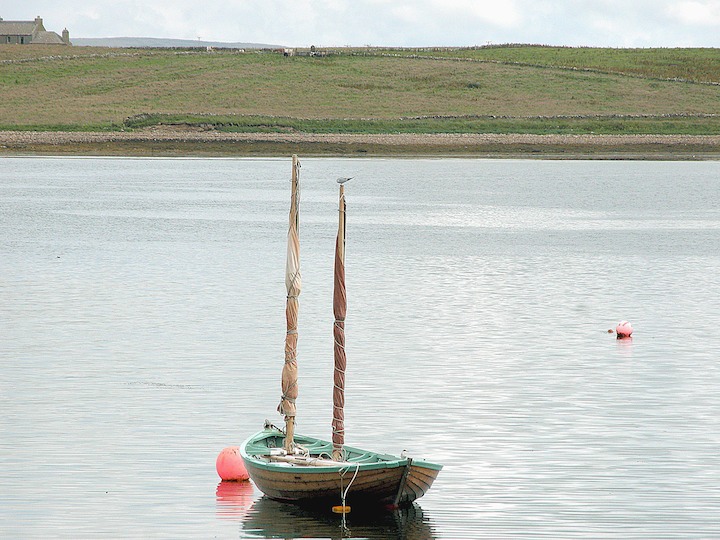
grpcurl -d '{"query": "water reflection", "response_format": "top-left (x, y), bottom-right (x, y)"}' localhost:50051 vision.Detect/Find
top-left (615, 336), bottom-right (634, 357)
top-left (216, 481), bottom-right (256, 521)
top-left (241, 496), bottom-right (436, 540)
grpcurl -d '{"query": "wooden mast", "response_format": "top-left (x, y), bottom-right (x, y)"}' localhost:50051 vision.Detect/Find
top-left (332, 182), bottom-right (348, 460)
top-left (279, 155), bottom-right (301, 453)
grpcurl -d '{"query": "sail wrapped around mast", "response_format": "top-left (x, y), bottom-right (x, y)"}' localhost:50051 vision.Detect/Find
top-left (279, 155), bottom-right (301, 451)
top-left (332, 183), bottom-right (347, 460)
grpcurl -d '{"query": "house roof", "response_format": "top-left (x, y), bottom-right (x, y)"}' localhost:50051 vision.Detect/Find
top-left (32, 31), bottom-right (65, 44)
top-left (0, 21), bottom-right (38, 36)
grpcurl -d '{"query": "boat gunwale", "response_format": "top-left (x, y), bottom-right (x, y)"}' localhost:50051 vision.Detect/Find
top-left (241, 429), bottom-right (442, 474)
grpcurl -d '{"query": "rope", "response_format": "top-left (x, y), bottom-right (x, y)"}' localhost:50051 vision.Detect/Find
top-left (294, 444), bottom-right (309, 457)
top-left (339, 462), bottom-right (360, 506)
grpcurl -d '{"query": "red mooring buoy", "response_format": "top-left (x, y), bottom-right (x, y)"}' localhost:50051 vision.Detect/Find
top-left (615, 321), bottom-right (633, 339)
top-left (216, 446), bottom-right (250, 482)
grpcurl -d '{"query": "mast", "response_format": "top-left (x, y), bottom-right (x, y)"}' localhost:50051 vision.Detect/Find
top-left (332, 181), bottom-right (348, 460)
top-left (278, 155), bottom-right (301, 453)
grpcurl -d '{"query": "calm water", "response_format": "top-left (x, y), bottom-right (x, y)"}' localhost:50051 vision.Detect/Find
top-left (1, 157), bottom-right (719, 539)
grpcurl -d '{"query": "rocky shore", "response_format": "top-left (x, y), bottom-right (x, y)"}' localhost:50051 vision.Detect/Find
top-left (2, 130), bottom-right (720, 159)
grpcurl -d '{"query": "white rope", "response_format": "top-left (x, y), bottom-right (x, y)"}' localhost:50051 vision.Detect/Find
top-left (339, 462), bottom-right (360, 505)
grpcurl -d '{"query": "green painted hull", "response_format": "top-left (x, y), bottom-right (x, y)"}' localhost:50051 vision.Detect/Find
top-left (241, 428), bottom-right (442, 507)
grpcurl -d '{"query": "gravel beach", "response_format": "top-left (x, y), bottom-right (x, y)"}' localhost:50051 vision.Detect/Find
top-left (2, 130), bottom-right (720, 158)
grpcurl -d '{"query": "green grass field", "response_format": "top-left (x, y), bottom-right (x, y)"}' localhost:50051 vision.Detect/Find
top-left (1, 44), bottom-right (719, 134)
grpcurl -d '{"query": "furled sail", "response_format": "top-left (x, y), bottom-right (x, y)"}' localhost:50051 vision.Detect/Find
top-left (278, 155), bottom-right (301, 452)
top-left (332, 181), bottom-right (348, 460)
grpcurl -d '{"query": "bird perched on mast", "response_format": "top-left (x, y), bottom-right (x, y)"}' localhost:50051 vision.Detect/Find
top-left (336, 177), bottom-right (353, 184)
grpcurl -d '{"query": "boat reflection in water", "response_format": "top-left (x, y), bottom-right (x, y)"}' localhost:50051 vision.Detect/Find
top-left (241, 496), bottom-right (437, 540)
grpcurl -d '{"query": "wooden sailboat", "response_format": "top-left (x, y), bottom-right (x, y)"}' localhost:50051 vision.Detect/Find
top-left (241, 155), bottom-right (441, 507)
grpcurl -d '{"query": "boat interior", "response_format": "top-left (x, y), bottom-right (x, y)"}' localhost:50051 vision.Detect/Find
top-left (246, 430), bottom-right (403, 467)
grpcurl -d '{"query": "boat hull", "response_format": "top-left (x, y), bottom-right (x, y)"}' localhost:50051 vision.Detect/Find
top-left (241, 428), bottom-right (441, 506)
top-left (244, 459), bottom-right (406, 504)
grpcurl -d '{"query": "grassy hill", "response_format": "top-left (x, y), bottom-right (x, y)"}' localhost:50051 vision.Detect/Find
top-left (1, 44), bottom-right (720, 135)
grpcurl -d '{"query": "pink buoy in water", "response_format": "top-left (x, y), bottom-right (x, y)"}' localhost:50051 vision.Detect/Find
top-left (616, 321), bottom-right (633, 339)
top-left (216, 446), bottom-right (249, 482)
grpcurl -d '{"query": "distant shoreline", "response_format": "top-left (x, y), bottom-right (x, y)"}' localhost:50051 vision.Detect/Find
top-left (2, 130), bottom-right (720, 159)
